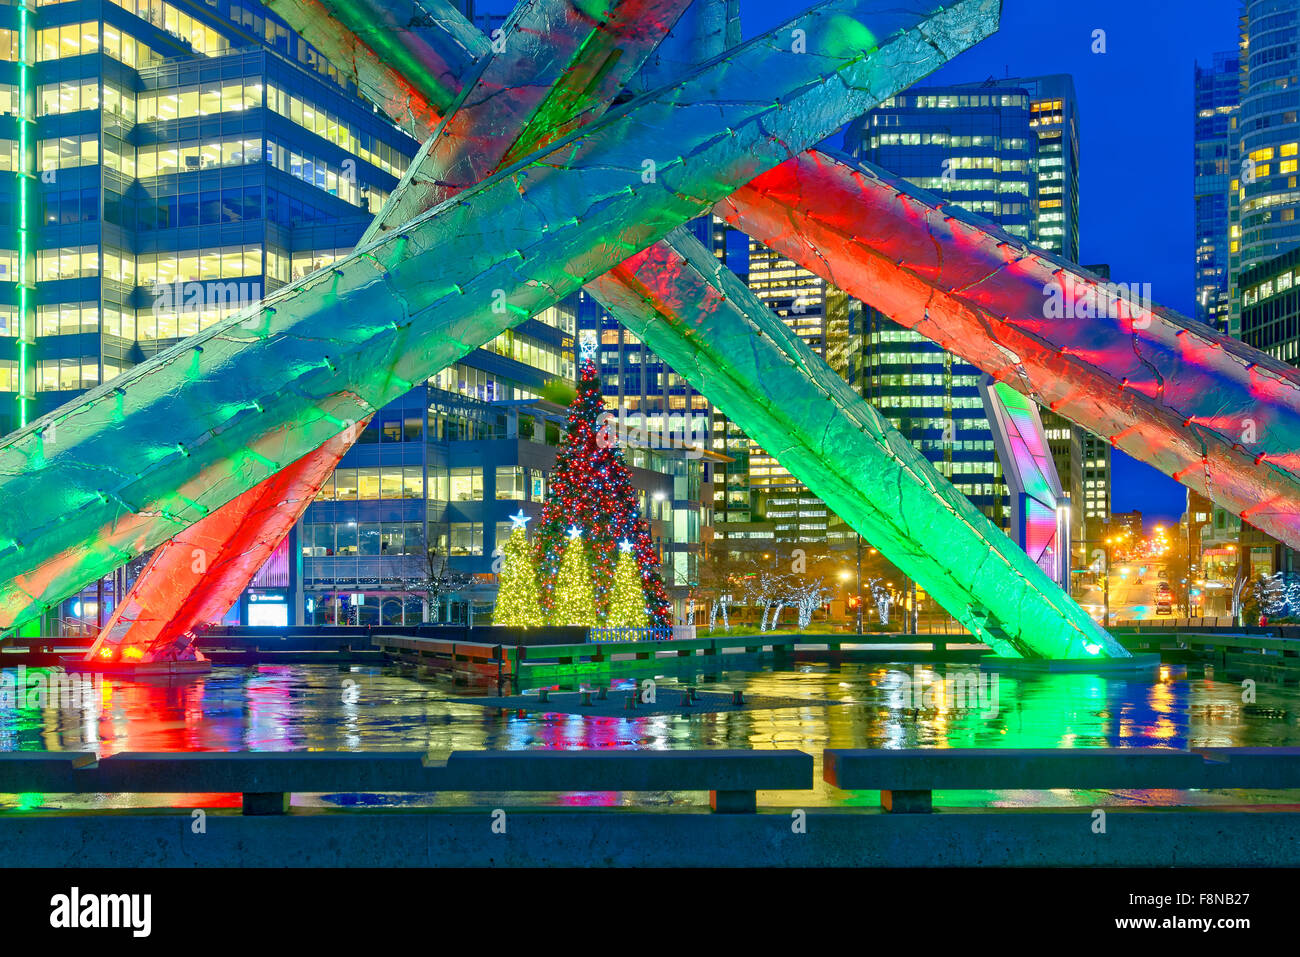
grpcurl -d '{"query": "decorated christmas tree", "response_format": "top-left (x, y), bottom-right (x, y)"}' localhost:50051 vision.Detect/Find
top-left (606, 540), bottom-right (650, 627)
top-left (551, 528), bottom-right (598, 626)
top-left (534, 348), bottom-right (672, 627)
top-left (493, 511), bottom-right (545, 626)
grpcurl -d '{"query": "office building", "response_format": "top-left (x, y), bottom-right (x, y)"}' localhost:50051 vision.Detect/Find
top-left (1229, 0), bottom-right (1300, 335)
top-left (1, 0), bottom-right (701, 627)
top-left (848, 74), bottom-right (1110, 549)
top-left (1195, 51), bottom-right (1240, 333)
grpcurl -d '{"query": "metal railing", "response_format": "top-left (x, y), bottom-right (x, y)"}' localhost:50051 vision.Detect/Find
top-left (0, 748), bottom-right (811, 815)
top-left (587, 625), bottom-right (674, 643)
top-left (57, 618), bottom-right (99, 640)
top-left (824, 746), bottom-right (1300, 812)
top-left (8, 747), bottom-right (1300, 817)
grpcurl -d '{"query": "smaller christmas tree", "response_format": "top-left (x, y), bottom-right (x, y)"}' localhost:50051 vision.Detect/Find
top-left (493, 511), bottom-right (544, 627)
top-left (551, 527), bottom-right (597, 626)
top-left (606, 540), bottom-right (649, 627)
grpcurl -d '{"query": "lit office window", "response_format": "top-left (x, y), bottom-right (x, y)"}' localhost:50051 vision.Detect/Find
top-left (450, 467), bottom-right (483, 501)
top-left (495, 467), bottom-right (525, 500)
top-left (449, 523), bottom-right (483, 556)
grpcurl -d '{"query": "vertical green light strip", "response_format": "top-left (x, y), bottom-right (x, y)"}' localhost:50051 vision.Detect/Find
top-left (16, 0), bottom-right (32, 427)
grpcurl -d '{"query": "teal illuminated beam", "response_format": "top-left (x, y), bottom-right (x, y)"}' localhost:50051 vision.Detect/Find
top-left (591, 228), bottom-right (1123, 658)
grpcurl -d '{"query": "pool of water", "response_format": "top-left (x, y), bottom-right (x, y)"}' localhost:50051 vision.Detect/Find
top-left (3, 660), bottom-right (1298, 810)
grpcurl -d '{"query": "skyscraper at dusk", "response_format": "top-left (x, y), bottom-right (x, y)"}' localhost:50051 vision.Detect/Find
top-left (1205, 1), bottom-right (1300, 584)
top-left (1195, 50), bottom-right (1240, 334)
top-left (1229, 0), bottom-right (1300, 336)
top-left (848, 74), bottom-right (1108, 546)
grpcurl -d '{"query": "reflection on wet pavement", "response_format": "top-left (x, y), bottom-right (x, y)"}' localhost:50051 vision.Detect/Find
top-left (2, 661), bottom-right (1297, 810)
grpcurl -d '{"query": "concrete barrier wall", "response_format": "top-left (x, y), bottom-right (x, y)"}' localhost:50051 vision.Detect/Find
top-left (3, 810), bottom-right (1299, 867)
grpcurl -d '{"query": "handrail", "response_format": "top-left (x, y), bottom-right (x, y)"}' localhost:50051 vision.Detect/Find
top-left (57, 618), bottom-right (99, 640)
top-left (0, 749), bottom-right (813, 815)
top-left (824, 746), bottom-right (1300, 812)
top-left (7, 747), bottom-right (1300, 819)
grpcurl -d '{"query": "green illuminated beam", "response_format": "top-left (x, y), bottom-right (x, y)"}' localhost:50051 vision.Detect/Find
top-left (361, 0), bottom-right (694, 244)
top-left (590, 228), bottom-right (1125, 658)
top-left (282, 0), bottom-right (487, 115)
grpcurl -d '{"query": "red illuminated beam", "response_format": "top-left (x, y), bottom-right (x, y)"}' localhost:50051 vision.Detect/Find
top-left (85, 428), bottom-right (355, 665)
top-left (271, 0), bottom-right (485, 119)
top-left (719, 150), bottom-right (1300, 551)
top-left (263, 0), bottom-right (450, 139)
top-left (96, 0), bottom-right (694, 662)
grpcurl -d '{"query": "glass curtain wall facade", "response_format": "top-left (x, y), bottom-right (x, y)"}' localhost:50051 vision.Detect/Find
top-left (849, 75), bottom-right (1109, 549)
top-left (1230, 0), bottom-right (1300, 336)
top-left (850, 84), bottom-right (1037, 531)
top-left (1196, 50), bottom-right (1240, 334)
top-left (1240, 245), bottom-right (1300, 579)
top-left (0, 0), bottom-right (430, 627)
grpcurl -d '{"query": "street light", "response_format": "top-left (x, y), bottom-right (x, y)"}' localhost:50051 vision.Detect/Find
top-left (854, 535), bottom-right (864, 635)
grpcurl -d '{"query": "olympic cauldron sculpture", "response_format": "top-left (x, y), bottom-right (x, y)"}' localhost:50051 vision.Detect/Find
top-left (4, 0), bottom-right (1299, 666)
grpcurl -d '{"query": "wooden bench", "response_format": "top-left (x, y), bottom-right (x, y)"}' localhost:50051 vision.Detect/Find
top-left (823, 747), bottom-right (1300, 812)
top-left (0, 748), bottom-right (814, 816)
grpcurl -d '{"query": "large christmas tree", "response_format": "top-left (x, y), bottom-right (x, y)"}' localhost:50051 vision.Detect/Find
top-left (534, 352), bottom-right (672, 627)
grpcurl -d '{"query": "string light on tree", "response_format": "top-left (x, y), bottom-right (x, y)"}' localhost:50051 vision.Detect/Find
top-left (534, 354), bottom-right (672, 626)
top-left (493, 513), bottom-right (544, 627)
top-left (551, 527), bottom-right (597, 626)
top-left (607, 539), bottom-right (649, 627)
